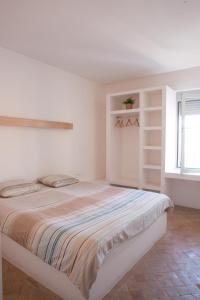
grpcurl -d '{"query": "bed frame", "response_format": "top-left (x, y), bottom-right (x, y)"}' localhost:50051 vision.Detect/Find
top-left (2, 213), bottom-right (166, 300)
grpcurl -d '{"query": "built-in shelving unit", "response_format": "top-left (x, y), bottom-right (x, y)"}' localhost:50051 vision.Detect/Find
top-left (106, 86), bottom-right (175, 192)
top-left (140, 89), bottom-right (164, 191)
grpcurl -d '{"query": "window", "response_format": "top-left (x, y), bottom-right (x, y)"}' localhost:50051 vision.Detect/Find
top-left (177, 91), bottom-right (200, 173)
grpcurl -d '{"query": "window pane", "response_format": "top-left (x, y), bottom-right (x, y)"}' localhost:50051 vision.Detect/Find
top-left (184, 114), bottom-right (200, 169)
top-left (177, 102), bottom-right (181, 168)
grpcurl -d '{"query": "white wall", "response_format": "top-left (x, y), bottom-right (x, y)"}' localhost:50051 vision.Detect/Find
top-left (1, 46), bottom-right (199, 209)
top-left (0, 47), bottom-right (105, 182)
top-left (104, 67), bottom-right (200, 209)
top-left (105, 66), bottom-right (200, 93)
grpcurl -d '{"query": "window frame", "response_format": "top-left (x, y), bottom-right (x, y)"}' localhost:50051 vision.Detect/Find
top-left (177, 93), bottom-right (200, 174)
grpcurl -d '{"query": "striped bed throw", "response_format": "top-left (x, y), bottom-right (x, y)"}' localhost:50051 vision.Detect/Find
top-left (0, 186), bottom-right (172, 299)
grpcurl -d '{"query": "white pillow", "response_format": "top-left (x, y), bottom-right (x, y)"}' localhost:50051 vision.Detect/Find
top-left (38, 175), bottom-right (79, 188)
top-left (0, 180), bottom-right (40, 198)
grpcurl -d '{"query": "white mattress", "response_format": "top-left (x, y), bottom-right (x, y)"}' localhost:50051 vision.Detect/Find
top-left (0, 182), bottom-right (170, 299)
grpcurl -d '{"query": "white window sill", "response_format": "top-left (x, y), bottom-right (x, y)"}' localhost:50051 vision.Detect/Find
top-left (165, 168), bottom-right (200, 182)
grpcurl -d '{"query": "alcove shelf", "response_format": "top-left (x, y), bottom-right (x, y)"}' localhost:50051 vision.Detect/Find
top-left (110, 108), bottom-right (140, 116)
top-left (0, 116), bottom-right (73, 130)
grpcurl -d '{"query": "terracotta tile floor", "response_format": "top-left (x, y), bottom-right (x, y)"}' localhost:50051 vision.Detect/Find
top-left (3, 206), bottom-right (200, 300)
top-left (104, 206), bottom-right (200, 300)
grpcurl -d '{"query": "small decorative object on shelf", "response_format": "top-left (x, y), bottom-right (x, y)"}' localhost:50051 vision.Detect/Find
top-left (123, 97), bottom-right (135, 109)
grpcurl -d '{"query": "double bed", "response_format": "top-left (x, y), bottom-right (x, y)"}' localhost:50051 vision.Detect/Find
top-left (0, 182), bottom-right (172, 300)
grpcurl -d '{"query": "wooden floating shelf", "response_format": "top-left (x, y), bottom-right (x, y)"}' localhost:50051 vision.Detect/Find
top-left (0, 116), bottom-right (73, 130)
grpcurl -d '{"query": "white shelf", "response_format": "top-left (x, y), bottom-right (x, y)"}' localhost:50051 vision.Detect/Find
top-left (143, 184), bottom-right (161, 191)
top-left (143, 126), bottom-right (162, 131)
top-left (143, 146), bottom-right (162, 150)
top-left (144, 106), bottom-right (162, 112)
top-left (143, 164), bottom-right (161, 170)
top-left (109, 178), bottom-right (138, 188)
top-left (110, 108), bottom-right (140, 116)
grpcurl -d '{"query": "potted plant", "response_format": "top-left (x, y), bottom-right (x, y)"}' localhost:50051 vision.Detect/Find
top-left (123, 97), bottom-right (135, 109)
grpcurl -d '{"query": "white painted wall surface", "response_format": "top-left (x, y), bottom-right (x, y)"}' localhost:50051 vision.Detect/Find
top-left (105, 66), bottom-right (200, 94)
top-left (0, 47), bottom-right (105, 182)
top-left (0, 46), bottom-right (199, 209)
top-left (104, 67), bottom-right (200, 209)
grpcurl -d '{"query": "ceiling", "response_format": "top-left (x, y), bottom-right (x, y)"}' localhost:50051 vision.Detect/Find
top-left (0, 0), bottom-right (200, 83)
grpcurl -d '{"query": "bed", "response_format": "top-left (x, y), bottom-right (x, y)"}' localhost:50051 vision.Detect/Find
top-left (0, 182), bottom-right (172, 300)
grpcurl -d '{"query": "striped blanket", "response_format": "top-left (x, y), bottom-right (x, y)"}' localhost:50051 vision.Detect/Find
top-left (0, 184), bottom-right (172, 299)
